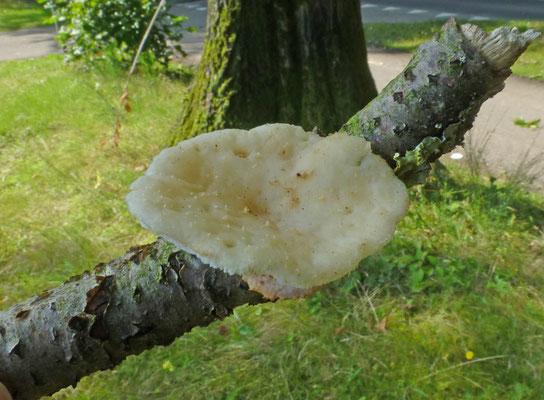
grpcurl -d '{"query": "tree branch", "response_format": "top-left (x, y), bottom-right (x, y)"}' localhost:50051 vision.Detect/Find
top-left (341, 19), bottom-right (539, 186)
top-left (0, 20), bottom-right (539, 400)
top-left (0, 240), bottom-right (265, 400)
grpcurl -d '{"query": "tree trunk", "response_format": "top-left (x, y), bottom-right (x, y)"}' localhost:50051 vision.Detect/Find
top-left (0, 19), bottom-right (539, 400)
top-left (172, 0), bottom-right (377, 142)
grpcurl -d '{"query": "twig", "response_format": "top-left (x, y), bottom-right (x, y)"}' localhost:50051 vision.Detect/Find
top-left (113, 0), bottom-right (167, 146)
top-left (46, 0), bottom-right (60, 33)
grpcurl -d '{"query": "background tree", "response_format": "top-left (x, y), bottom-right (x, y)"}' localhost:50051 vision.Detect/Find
top-left (174, 0), bottom-right (377, 141)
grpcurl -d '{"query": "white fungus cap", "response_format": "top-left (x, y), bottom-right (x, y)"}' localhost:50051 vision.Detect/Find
top-left (126, 124), bottom-right (409, 299)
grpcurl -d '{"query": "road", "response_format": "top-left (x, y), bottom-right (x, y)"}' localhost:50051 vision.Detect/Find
top-left (360, 0), bottom-right (544, 22)
top-left (171, 0), bottom-right (544, 28)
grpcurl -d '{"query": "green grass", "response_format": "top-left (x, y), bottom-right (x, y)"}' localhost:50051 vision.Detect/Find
top-left (0, 0), bottom-right (51, 31)
top-left (1, 57), bottom-right (544, 399)
top-left (0, 56), bottom-right (192, 304)
top-left (365, 20), bottom-right (544, 82)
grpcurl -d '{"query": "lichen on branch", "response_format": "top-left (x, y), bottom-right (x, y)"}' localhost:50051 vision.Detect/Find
top-left (341, 19), bottom-right (540, 186)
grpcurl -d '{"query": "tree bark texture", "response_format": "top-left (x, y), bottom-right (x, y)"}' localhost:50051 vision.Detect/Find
top-left (0, 20), bottom-right (539, 400)
top-left (0, 240), bottom-right (265, 400)
top-left (341, 20), bottom-right (539, 186)
top-left (172, 0), bottom-right (378, 142)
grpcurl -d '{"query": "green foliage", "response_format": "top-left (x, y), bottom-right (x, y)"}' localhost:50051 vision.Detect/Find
top-left (358, 245), bottom-right (488, 294)
top-left (365, 19), bottom-right (544, 82)
top-left (354, 241), bottom-right (514, 296)
top-left (40, 0), bottom-right (190, 70)
top-left (514, 117), bottom-right (541, 129)
top-left (2, 57), bottom-right (544, 400)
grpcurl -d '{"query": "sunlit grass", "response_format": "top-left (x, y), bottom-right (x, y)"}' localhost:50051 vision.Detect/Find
top-left (0, 0), bottom-right (51, 31)
top-left (0, 55), bottom-right (189, 304)
top-left (1, 56), bottom-right (543, 399)
top-left (365, 20), bottom-right (544, 82)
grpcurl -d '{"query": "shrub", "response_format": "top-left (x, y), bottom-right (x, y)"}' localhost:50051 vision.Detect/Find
top-left (40, 0), bottom-right (190, 70)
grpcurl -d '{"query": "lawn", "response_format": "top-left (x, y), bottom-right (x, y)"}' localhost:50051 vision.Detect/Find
top-left (365, 20), bottom-right (544, 82)
top-left (0, 0), bottom-right (51, 31)
top-left (1, 57), bottom-right (544, 399)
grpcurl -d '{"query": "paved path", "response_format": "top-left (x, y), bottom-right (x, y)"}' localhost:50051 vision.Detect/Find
top-left (0, 26), bottom-right (60, 61)
top-left (1, 4), bottom-right (543, 187)
top-left (172, 0), bottom-right (544, 24)
top-left (360, 0), bottom-right (544, 23)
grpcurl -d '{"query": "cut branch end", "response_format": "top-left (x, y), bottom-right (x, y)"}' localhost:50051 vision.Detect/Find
top-left (461, 23), bottom-right (541, 71)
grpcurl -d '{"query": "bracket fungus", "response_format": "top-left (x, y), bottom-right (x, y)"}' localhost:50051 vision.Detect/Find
top-left (127, 124), bottom-right (408, 299)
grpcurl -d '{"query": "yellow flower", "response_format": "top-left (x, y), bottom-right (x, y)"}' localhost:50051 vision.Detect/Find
top-left (465, 351), bottom-right (474, 360)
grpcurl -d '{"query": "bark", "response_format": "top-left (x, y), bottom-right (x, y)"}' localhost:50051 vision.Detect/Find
top-left (0, 240), bottom-right (265, 400)
top-left (341, 20), bottom-right (540, 186)
top-left (172, 0), bottom-right (377, 142)
top-left (0, 20), bottom-right (539, 400)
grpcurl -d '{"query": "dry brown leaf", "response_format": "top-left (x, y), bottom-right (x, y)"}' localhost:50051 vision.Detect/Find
top-left (219, 324), bottom-right (229, 337)
top-left (375, 318), bottom-right (387, 333)
top-left (113, 120), bottom-right (121, 147)
top-left (123, 94), bottom-right (131, 113)
top-left (374, 313), bottom-right (395, 333)
top-left (334, 326), bottom-right (347, 336)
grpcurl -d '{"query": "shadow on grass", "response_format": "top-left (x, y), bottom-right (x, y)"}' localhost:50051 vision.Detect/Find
top-left (331, 163), bottom-right (544, 301)
top-left (417, 163), bottom-right (544, 228)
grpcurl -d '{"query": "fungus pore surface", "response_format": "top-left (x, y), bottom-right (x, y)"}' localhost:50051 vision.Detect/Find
top-left (127, 124), bottom-right (408, 296)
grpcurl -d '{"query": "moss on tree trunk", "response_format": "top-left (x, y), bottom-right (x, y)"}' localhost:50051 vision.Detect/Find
top-left (173, 0), bottom-right (377, 142)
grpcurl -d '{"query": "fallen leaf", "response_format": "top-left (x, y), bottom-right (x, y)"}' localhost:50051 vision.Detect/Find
top-left (374, 313), bottom-right (395, 333)
top-left (375, 318), bottom-right (387, 333)
top-left (113, 120), bottom-right (121, 147)
top-left (334, 326), bottom-right (346, 336)
top-left (514, 117), bottom-right (540, 129)
top-left (219, 324), bottom-right (229, 337)
top-left (123, 95), bottom-right (131, 113)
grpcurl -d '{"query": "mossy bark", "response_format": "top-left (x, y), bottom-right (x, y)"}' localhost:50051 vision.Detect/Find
top-left (173, 0), bottom-right (377, 142)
